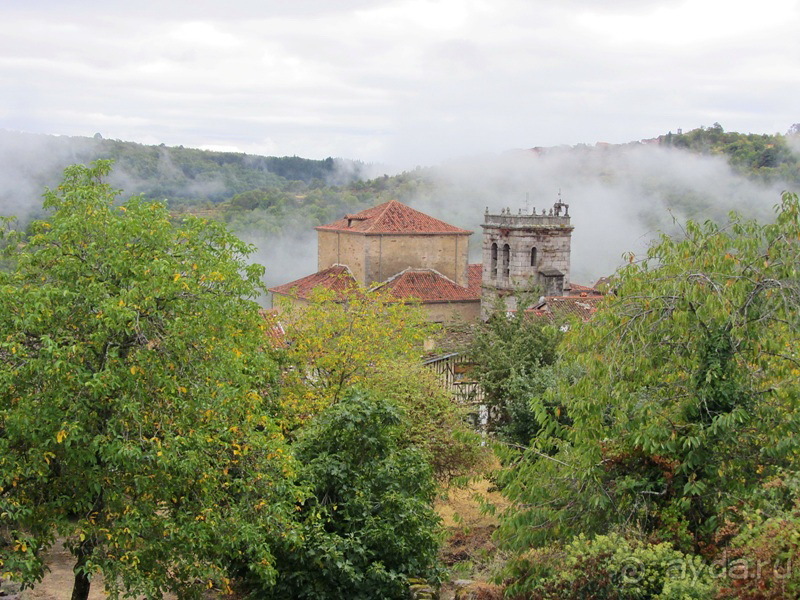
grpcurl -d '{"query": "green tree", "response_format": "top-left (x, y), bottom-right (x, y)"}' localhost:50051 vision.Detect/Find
top-left (497, 193), bottom-right (800, 562)
top-left (275, 286), bottom-right (435, 430)
top-left (275, 286), bottom-right (484, 481)
top-left (0, 162), bottom-right (298, 600)
top-left (258, 390), bottom-right (442, 600)
top-left (469, 296), bottom-right (562, 444)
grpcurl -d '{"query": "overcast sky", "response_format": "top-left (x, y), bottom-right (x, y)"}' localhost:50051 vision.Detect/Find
top-left (2, 0), bottom-right (798, 168)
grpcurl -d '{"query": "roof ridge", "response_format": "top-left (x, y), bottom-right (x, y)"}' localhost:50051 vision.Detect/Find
top-left (364, 200), bottom-right (396, 233)
top-left (315, 199), bottom-right (472, 235)
top-left (374, 266), bottom-right (462, 288)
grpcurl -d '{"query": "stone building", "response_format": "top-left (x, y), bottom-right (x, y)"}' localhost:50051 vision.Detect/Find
top-left (270, 200), bottom-right (482, 322)
top-left (480, 198), bottom-right (573, 314)
top-left (270, 196), bottom-right (596, 324)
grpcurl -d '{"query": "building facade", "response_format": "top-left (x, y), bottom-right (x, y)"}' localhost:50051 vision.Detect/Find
top-left (480, 199), bottom-right (573, 314)
top-left (270, 200), bottom-right (481, 322)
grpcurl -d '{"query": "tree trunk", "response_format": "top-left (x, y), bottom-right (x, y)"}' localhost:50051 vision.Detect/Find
top-left (70, 542), bottom-right (93, 600)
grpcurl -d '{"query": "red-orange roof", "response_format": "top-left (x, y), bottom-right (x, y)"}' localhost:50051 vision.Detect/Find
top-left (315, 200), bottom-right (472, 235)
top-left (373, 265), bottom-right (481, 303)
top-left (568, 282), bottom-right (603, 297)
top-left (269, 265), bottom-right (357, 300)
top-left (526, 295), bottom-right (603, 321)
top-left (259, 309), bottom-right (287, 348)
top-left (467, 263), bottom-right (482, 292)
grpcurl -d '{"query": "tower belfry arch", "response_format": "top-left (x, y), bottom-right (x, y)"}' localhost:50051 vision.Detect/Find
top-left (480, 196), bottom-right (574, 315)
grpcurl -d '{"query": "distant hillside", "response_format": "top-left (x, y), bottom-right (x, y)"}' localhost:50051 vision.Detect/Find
top-left (659, 123), bottom-right (800, 185)
top-left (2, 125), bottom-right (798, 288)
top-left (0, 130), bottom-right (371, 223)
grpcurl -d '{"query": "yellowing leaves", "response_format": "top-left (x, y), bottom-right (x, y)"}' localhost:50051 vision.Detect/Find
top-left (56, 430), bottom-right (68, 444)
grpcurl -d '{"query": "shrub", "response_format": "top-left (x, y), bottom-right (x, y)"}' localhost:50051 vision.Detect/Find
top-left (503, 534), bottom-right (715, 600)
top-left (252, 391), bottom-right (442, 600)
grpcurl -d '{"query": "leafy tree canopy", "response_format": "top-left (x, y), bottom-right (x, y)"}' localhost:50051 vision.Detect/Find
top-left (258, 390), bottom-right (442, 600)
top-left (274, 286), bottom-right (485, 481)
top-left (0, 161), bottom-right (300, 600)
top-left (274, 286), bottom-right (435, 430)
top-left (468, 295), bottom-right (563, 445)
top-left (497, 193), bottom-right (800, 561)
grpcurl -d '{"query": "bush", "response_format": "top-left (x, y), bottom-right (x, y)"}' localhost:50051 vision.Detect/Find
top-left (503, 534), bottom-right (715, 600)
top-left (364, 362), bottom-right (488, 482)
top-left (252, 391), bottom-right (442, 600)
top-left (713, 474), bottom-right (800, 599)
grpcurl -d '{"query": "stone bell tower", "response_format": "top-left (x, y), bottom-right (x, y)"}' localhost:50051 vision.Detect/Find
top-left (481, 195), bottom-right (573, 314)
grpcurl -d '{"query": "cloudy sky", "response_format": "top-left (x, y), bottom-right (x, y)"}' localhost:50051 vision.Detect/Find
top-left (2, 0), bottom-right (798, 168)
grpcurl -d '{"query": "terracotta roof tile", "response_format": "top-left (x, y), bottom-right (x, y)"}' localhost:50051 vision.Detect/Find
top-left (568, 282), bottom-right (603, 297)
top-left (315, 200), bottom-right (472, 235)
top-left (259, 309), bottom-right (287, 348)
top-left (269, 265), bottom-right (357, 300)
top-left (374, 265), bottom-right (481, 303)
top-left (467, 263), bottom-right (482, 293)
top-left (525, 295), bottom-right (604, 321)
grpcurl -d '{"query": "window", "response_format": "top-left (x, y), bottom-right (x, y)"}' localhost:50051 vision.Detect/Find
top-left (530, 247), bottom-right (537, 267)
top-left (491, 243), bottom-right (498, 277)
top-left (502, 244), bottom-right (510, 278)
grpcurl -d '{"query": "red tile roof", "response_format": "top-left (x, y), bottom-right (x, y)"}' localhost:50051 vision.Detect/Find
top-left (259, 309), bottom-right (287, 348)
top-left (525, 295), bottom-right (604, 321)
top-left (568, 282), bottom-right (603, 297)
top-left (269, 265), bottom-right (357, 300)
top-left (467, 263), bottom-right (482, 292)
top-left (315, 200), bottom-right (472, 235)
top-left (373, 264), bottom-right (481, 303)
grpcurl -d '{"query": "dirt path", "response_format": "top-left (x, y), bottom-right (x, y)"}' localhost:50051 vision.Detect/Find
top-left (19, 544), bottom-right (106, 600)
top-left (17, 544), bottom-right (179, 600)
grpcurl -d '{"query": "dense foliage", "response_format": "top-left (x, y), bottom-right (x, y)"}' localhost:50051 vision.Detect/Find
top-left (496, 192), bottom-right (800, 595)
top-left (276, 286), bottom-right (485, 481)
top-left (275, 286), bottom-right (435, 429)
top-left (662, 123), bottom-right (800, 185)
top-left (469, 296), bottom-right (563, 445)
top-left (0, 162), bottom-right (299, 600)
top-left (504, 533), bottom-right (715, 599)
top-left (0, 162), bottom-right (457, 599)
top-left (259, 391), bottom-right (442, 600)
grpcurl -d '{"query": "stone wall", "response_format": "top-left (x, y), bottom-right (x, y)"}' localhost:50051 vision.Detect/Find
top-left (422, 299), bottom-right (481, 323)
top-left (480, 206), bottom-right (574, 315)
top-left (317, 231), bottom-right (470, 287)
top-left (317, 230), bottom-right (367, 283)
top-left (365, 234), bottom-right (470, 287)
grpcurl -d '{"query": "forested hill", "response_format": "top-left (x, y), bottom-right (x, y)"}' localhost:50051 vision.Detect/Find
top-left (2, 125), bottom-right (798, 287)
top-left (0, 129), bottom-right (370, 222)
top-left (660, 123), bottom-right (800, 183)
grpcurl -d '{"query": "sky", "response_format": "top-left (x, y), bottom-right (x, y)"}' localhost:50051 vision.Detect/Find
top-left (1, 0), bottom-right (799, 169)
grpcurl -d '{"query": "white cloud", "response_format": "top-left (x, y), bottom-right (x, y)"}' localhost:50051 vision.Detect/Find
top-left (0, 1), bottom-right (798, 166)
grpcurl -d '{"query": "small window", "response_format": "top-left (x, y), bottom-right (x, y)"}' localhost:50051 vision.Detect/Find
top-left (491, 243), bottom-right (498, 277)
top-left (502, 244), bottom-right (510, 278)
top-left (530, 247), bottom-right (537, 267)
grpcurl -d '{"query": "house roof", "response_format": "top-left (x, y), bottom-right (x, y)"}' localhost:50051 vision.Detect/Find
top-left (259, 309), bottom-right (287, 348)
top-left (372, 263), bottom-right (482, 303)
top-left (568, 282), bottom-right (604, 297)
top-left (315, 199), bottom-right (472, 235)
top-left (269, 264), bottom-right (357, 300)
top-left (526, 295), bottom-right (604, 322)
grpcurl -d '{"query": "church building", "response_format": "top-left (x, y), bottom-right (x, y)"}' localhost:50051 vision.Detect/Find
top-left (270, 196), bottom-right (597, 323)
top-left (480, 197), bottom-right (573, 314)
top-left (270, 200), bottom-right (482, 322)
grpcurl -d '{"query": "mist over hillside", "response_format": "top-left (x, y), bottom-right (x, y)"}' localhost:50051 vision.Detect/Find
top-left (0, 129), bottom-right (370, 224)
top-left (2, 127), bottom-right (798, 291)
top-left (408, 143), bottom-right (792, 285)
